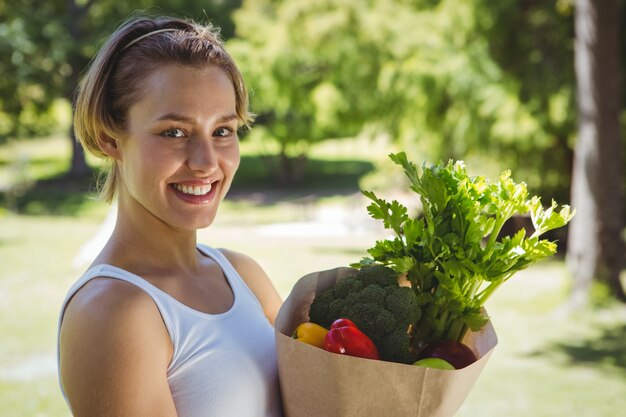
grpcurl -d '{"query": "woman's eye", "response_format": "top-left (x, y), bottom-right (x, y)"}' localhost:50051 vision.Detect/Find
top-left (214, 127), bottom-right (233, 137)
top-left (161, 128), bottom-right (186, 138)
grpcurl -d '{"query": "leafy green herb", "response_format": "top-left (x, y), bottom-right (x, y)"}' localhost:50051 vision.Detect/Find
top-left (354, 153), bottom-right (574, 349)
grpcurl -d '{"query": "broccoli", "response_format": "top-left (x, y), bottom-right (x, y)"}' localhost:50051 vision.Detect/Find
top-left (308, 265), bottom-right (420, 364)
top-left (333, 275), bottom-right (365, 299)
top-left (379, 329), bottom-right (414, 364)
top-left (308, 288), bottom-right (336, 328)
top-left (353, 284), bottom-right (386, 305)
top-left (356, 264), bottom-right (398, 287)
top-left (345, 303), bottom-right (396, 345)
top-left (385, 286), bottom-right (421, 326)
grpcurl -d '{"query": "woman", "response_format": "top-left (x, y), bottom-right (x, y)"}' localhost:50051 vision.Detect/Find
top-left (57, 15), bottom-right (284, 417)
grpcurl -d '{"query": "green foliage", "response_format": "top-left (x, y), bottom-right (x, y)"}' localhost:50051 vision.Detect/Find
top-left (472, 0), bottom-right (578, 201)
top-left (230, 0), bottom-right (589, 199)
top-left (0, 0), bottom-right (241, 142)
top-left (5, 0), bottom-right (623, 199)
top-left (0, 5), bottom-right (69, 140)
top-left (378, 0), bottom-right (577, 202)
top-left (359, 152), bottom-right (575, 347)
top-left (228, 0), bottom-right (402, 177)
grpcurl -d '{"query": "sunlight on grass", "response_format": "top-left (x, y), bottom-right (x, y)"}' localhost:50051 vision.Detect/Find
top-left (0, 213), bottom-right (105, 417)
top-left (457, 262), bottom-right (626, 417)
top-left (0, 136), bottom-right (70, 184)
top-left (3, 205), bottom-right (626, 417)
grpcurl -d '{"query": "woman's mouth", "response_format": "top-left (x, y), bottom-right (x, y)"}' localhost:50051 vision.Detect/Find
top-left (172, 183), bottom-right (212, 196)
top-left (170, 182), bottom-right (217, 204)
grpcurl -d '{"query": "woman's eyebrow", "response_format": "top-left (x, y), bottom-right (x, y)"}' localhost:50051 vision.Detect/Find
top-left (154, 113), bottom-right (239, 123)
top-left (155, 113), bottom-right (195, 123)
top-left (217, 113), bottom-right (239, 123)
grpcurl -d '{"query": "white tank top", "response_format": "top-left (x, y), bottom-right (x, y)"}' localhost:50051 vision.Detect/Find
top-left (57, 245), bottom-right (283, 417)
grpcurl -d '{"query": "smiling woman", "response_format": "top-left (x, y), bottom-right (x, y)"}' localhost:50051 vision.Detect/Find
top-left (57, 15), bottom-right (283, 417)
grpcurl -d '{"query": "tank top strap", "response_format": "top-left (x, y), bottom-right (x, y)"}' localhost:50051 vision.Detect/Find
top-left (196, 244), bottom-right (264, 310)
top-left (58, 263), bottom-right (179, 343)
top-left (59, 245), bottom-right (262, 353)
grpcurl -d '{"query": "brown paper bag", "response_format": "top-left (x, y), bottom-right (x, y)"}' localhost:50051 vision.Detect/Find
top-left (275, 267), bottom-right (498, 417)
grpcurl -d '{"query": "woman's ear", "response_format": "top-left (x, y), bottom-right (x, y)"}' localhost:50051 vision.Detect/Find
top-left (97, 133), bottom-right (122, 160)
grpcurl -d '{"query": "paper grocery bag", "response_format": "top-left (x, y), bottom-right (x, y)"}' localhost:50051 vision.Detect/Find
top-left (275, 267), bottom-right (498, 417)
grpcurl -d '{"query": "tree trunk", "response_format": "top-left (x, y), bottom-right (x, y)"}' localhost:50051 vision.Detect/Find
top-left (68, 124), bottom-right (91, 178)
top-left (65, 0), bottom-right (92, 178)
top-left (567, 0), bottom-right (626, 305)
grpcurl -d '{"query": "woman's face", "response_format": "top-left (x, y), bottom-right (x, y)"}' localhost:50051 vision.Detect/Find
top-left (116, 64), bottom-right (240, 231)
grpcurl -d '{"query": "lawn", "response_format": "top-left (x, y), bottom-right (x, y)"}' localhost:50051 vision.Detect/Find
top-left (1, 136), bottom-right (625, 417)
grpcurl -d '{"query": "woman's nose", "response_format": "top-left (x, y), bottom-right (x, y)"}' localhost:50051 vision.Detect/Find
top-left (187, 136), bottom-right (218, 174)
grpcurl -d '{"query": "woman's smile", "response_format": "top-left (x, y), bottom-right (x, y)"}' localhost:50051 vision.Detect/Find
top-left (170, 181), bottom-right (218, 204)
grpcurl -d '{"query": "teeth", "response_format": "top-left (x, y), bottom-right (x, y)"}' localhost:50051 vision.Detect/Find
top-left (173, 183), bottom-right (212, 195)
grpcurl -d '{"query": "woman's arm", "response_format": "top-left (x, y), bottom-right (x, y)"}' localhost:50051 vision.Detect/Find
top-left (219, 249), bottom-right (283, 325)
top-left (59, 278), bottom-right (177, 417)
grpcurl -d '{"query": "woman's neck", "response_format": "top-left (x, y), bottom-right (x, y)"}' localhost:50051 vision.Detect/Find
top-left (93, 197), bottom-right (202, 276)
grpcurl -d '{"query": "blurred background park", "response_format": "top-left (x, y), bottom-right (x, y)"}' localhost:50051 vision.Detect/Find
top-left (1, 0), bottom-right (625, 416)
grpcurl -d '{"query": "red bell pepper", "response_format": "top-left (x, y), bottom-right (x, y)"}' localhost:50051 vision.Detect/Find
top-left (323, 318), bottom-right (380, 360)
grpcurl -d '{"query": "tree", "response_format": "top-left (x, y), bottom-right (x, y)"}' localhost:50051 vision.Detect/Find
top-left (0, 0), bottom-right (242, 176)
top-left (230, 0), bottom-right (580, 195)
top-left (0, 1), bottom-right (72, 141)
top-left (472, 0), bottom-right (577, 203)
top-left (65, 0), bottom-right (100, 177)
top-left (234, 0), bottom-right (625, 303)
top-left (567, 0), bottom-right (626, 304)
top-left (229, 0), bottom-right (399, 183)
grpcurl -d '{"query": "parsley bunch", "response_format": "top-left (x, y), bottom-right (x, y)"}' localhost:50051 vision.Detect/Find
top-left (356, 152), bottom-right (574, 349)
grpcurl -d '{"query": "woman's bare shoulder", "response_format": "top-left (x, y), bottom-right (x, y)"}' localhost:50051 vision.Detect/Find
top-left (61, 277), bottom-right (164, 336)
top-left (59, 277), bottom-right (176, 416)
top-left (218, 248), bottom-right (258, 269)
top-left (65, 276), bottom-right (149, 311)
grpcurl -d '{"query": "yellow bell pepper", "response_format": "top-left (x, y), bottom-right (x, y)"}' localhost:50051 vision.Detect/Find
top-left (292, 322), bottom-right (328, 348)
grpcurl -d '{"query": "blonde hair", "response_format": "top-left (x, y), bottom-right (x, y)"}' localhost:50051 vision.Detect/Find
top-left (74, 15), bottom-right (254, 202)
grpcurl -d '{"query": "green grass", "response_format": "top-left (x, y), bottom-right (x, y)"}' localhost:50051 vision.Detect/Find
top-left (2, 210), bottom-right (626, 417)
top-left (0, 135), bottom-right (378, 217)
top-left (457, 265), bottom-right (626, 417)
top-left (0, 213), bottom-right (107, 417)
top-left (1, 136), bottom-right (626, 417)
